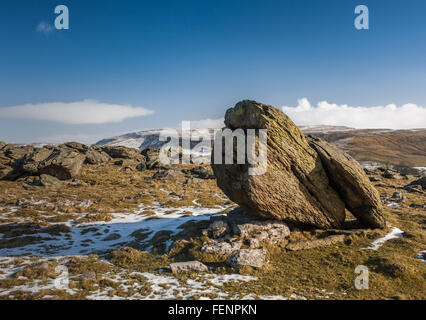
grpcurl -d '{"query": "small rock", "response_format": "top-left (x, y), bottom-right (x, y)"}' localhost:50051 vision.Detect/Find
top-left (170, 261), bottom-right (208, 274)
top-left (188, 166), bottom-right (215, 179)
top-left (382, 170), bottom-right (402, 179)
top-left (201, 240), bottom-right (241, 255)
top-left (226, 249), bottom-right (266, 268)
top-left (78, 271), bottom-right (97, 280)
top-left (35, 174), bottom-right (62, 188)
top-left (286, 235), bottom-right (345, 251)
top-left (114, 160), bottom-right (124, 166)
top-left (405, 177), bottom-right (426, 190)
top-left (206, 220), bottom-right (230, 239)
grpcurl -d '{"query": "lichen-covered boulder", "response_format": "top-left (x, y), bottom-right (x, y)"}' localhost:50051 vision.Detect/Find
top-left (307, 136), bottom-right (386, 228)
top-left (212, 100), bottom-right (386, 229)
top-left (212, 100), bottom-right (346, 229)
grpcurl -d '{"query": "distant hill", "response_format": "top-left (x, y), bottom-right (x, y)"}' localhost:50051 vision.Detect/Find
top-left (95, 126), bottom-right (426, 167)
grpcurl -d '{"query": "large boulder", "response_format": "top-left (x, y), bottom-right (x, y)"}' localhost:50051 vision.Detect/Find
top-left (21, 148), bottom-right (54, 175)
top-left (0, 141), bottom-right (6, 150)
top-left (307, 136), bottom-right (386, 228)
top-left (101, 146), bottom-right (144, 161)
top-left (3, 145), bottom-right (34, 161)
top-left (212, 100), bottom-right (346, 229)
top-left (62, 143), bottom-right (111, 164)
top-left (212, 100), bottom-right (385, 229)
top-left (85, 146), bottom-right (111, 164)
top-left (37, 147), bottom-right (86, 180)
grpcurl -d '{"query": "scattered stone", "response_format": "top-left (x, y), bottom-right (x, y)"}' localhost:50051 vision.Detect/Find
top-left (226, 249), bottom-right (266, 268)
top-left (151, 169), bottom-right (184, 180)
top-left (205, 220), bottom-right (229, 239)
top-left (405, 177), bottom-right (426, 191)
top-left (409, 203), bottom-right (425, 209)
top-left (227, 208), bottom-right (290, 244)
top-left (77, 271), bottom-right (97, 280)
top-left (188, 166), bottom-right (215, 179)
top-left (102, 145), bottom-right (144, 161)
top-left (35, 174), bottom-right (63, 188)
top-left (286, 235), bottom-right (345, 251)
top-left (201, 240), bottom-right (242, 255)
top-left (369, 176), bottom-right (382, 182)
top-left (391, 192), bottom-right (406, 202)
top-left (170, 261), bottom-right (208, 274)
top-left (382, 170), bottom-right (402, 179)
top-left (114, 160), bottom-right (124, 166)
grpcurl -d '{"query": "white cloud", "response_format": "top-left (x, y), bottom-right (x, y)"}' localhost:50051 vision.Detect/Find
top-left (0, 99), bottom-right (154, 124)
top-left (188, 118), bottom-right (224, 128)
top-left (36, 22), bottom-right (54, 35)
top-left (282, 98), bottom-right (426, 129)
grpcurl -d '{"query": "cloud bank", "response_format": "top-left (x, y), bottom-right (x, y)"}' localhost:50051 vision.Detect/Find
top-left (0, 100), bottom-right (154, 124)
top-left (282, 98), bottom-right (426, 129)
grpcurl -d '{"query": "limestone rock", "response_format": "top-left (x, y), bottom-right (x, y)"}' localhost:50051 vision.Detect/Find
top-left (35, 174), bottom-right (62, 188)
top-left (38, 148), bottom-right (85, 180)
top-left (226, 249), bottom-right (266, 268)
top-left (170, 261), bottom-right (208, 274)
top-left (212, 100), bottom-right (346, 229)
top-left (151, 168), bottom-right (184, 180)
top-left (142, 148), bottom-right (161, 169)
top-left (201, 240), bottom-right (242, 255)
top-left (307, 136), bottom-right (386, 228)
top-left (227, 208), bottom-right (290, 243)
top-left (206, 220), bottom-right (229, 239)
top-left (212, 100), bottom-right (386, 229)
top-left (188, 166), bottom-right (215, 179)
top-left (85, 148), bottom-right (111, 164)
top-left (102, 145), bottom-right (144, 160)
top-left (21, 148), bottom-right (54, 175)
top-left (286, 235), bottom-right (345, 251)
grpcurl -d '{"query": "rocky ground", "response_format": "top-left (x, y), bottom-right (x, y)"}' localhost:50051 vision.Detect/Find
top-left (0, 140), bottom-right (424, 299)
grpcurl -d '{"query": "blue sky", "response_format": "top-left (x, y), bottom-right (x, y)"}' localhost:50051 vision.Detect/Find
top-left (0, 0), bottom-right (425, 143)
